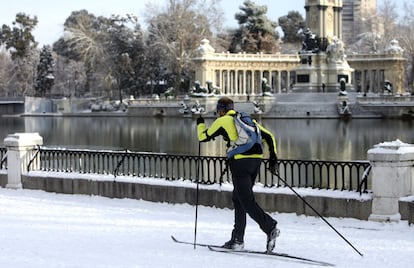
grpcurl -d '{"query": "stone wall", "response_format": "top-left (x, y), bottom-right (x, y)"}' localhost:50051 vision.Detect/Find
top-left (21, 173), bottom-right (375, 220)
top-left (0, 170), bottom-right (409, 223)
top-left (0, 171), bottom-right (7, 187)
top-left (1, 166), bottom-right (412, 224)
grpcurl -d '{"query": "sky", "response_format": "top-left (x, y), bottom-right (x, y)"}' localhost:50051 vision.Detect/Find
top-left (0, 0), bottom-right (305, 46)
top-left (0, 183), bottom-right (413, 268)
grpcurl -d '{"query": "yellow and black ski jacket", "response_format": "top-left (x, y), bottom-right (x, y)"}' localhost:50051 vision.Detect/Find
top-left (197, 110), bottom-right (277, 160)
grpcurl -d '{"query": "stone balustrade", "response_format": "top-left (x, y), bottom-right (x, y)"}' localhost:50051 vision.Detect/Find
top-left (2, 133), bottom-right (413, 224)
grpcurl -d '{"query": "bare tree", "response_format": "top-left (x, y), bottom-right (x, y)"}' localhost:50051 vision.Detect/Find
top-left (60, 10), bottom-right (105, 96)
top-left (144, 0), bottom-right (223, 97)
top-left (398, 1), bottom-right (414, 91)
top-left (52, 54), bottom-right (86, 97)
top-left (348, 0), bottom-right (398, 54)
top-left (0, 49), bottom-right (13, 96)
top-left (378, 0), bottom-right (399, 47)
top-left (55, 10), bottom-right (145, 99)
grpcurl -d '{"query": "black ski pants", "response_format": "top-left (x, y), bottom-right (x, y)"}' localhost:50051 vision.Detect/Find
top-left (228, 158), bottom-right (277, 241)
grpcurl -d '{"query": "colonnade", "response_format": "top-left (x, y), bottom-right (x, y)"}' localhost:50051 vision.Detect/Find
top-left (212, 69), bottom-right (294, 95)
top-left (192, 39), bottom-right (300, 96)
top-left (192, 39), bottom-right (406, 96)
top-left (353, 69), bottom-right (385, 93)
top-left (347, 54), bottom-right (406, 94)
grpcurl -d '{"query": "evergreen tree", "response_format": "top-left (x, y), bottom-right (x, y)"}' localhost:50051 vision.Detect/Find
top-left (229, 0), bottom-right (279, 53)
top-left (278, 11), bottom-right (305, 43)
top-left (35, 45), bottom-right (54, 97)
top-left (0, 13), bottom-right (38, 96)
top-left (0, 13), bottom-right (38, 60)
top-left (101, 14), bottom-right (146, 101)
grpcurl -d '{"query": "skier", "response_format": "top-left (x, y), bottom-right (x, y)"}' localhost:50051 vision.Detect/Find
top-left (196, 96), bottom-right (280, 253)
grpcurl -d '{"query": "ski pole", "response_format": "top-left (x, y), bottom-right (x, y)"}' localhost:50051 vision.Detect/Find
top-left (269, 169), bottom-right (364, 257)
top-left (193, 140), bottom-right (201, 249)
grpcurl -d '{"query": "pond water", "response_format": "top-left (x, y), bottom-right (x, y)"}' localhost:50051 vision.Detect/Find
top-left (1, 116), bottom-right (413, 161)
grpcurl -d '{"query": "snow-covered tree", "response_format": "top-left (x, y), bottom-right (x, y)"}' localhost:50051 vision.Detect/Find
top-left (145, 0), bottom-right (222, 96)
top-left (229, 0), bottom-right (279, 53)
top-left (0, 13), bottom-right (38, 60)
top-left (34, 45), bottom-right (54, 97)
top-left (53, 10), bottom-right (146, 98)
top-left (101, 14), bottom-right (145, 101)
top-left (0, 13), bottom-right (38, 96)
top-left (278, 11), bottom-right (305, 44)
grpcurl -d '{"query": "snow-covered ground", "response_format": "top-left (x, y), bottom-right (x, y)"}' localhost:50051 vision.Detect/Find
top-left (0, 187), bottom-right (413, 268)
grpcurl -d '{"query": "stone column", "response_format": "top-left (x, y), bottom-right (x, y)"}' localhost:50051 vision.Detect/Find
top-left (367, 140), bottom-right (414, 222)
top-left (369, 70), bottom-right (374, 93)
top-left (277, 71), bottom-right (281, 93)
top-left (287, 72), bottom-right (291, 91)
top-left (4, 133), bottom-right (43, 189)
top-left (336, 7), bottom-right (342, 40)
top-left (228, 70), bottom-right (232, 94)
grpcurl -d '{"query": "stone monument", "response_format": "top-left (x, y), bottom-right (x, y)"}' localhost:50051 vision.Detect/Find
top-left (293, 0), bottom-right (354, 92)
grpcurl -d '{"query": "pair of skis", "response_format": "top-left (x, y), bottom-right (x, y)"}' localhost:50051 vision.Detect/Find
top-left (171, 236), bottom-right (334, 267)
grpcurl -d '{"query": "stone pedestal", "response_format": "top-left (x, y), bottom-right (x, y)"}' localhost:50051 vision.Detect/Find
top-left (292, 52), bottom-right (354, 92)
top-left (367, 140), bottom-right (414, 222)
top-left (4, 133), bottom-right (43, 189)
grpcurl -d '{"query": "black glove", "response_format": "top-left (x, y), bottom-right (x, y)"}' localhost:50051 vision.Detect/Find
top-left (196, 117), bottom-right (205, 125)
top-left (269, 156), bottom-right (278, 175)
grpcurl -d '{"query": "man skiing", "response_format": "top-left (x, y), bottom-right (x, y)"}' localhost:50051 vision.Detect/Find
top-left (196, 96), bottom-right (280, 253)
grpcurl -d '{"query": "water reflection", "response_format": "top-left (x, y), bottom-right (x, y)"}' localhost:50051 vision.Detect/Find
top-left (264, 118), bottom-right (413, 160)
top-left (0, 116), bottom-right (412, 161)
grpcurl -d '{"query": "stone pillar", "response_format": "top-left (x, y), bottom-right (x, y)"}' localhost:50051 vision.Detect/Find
top-left (226, 70), bottom-right (230, 94)
top-left (287, 72), bottom-right (291, 91)
top-left (369, 70), bottom-right (374, 93)
top-left (251, 74), bottom-right (254, 96)
top-left (277, 71), bottom-right (281, 93)
top-left (337, 7), bottom-right (342, 40)
top-left (4, 133), bottom-right (43, 189)
top-left (367, 140), bottom-right (414, 222)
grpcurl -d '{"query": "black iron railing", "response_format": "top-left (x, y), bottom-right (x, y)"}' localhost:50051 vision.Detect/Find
top-left (23, 147), bottom-right (370, 192)
top-left (0, 146), bottom-right (7, 170)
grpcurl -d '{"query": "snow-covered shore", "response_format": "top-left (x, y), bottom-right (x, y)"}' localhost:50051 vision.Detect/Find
top-left (0, 187), bottom-right (413, 268)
